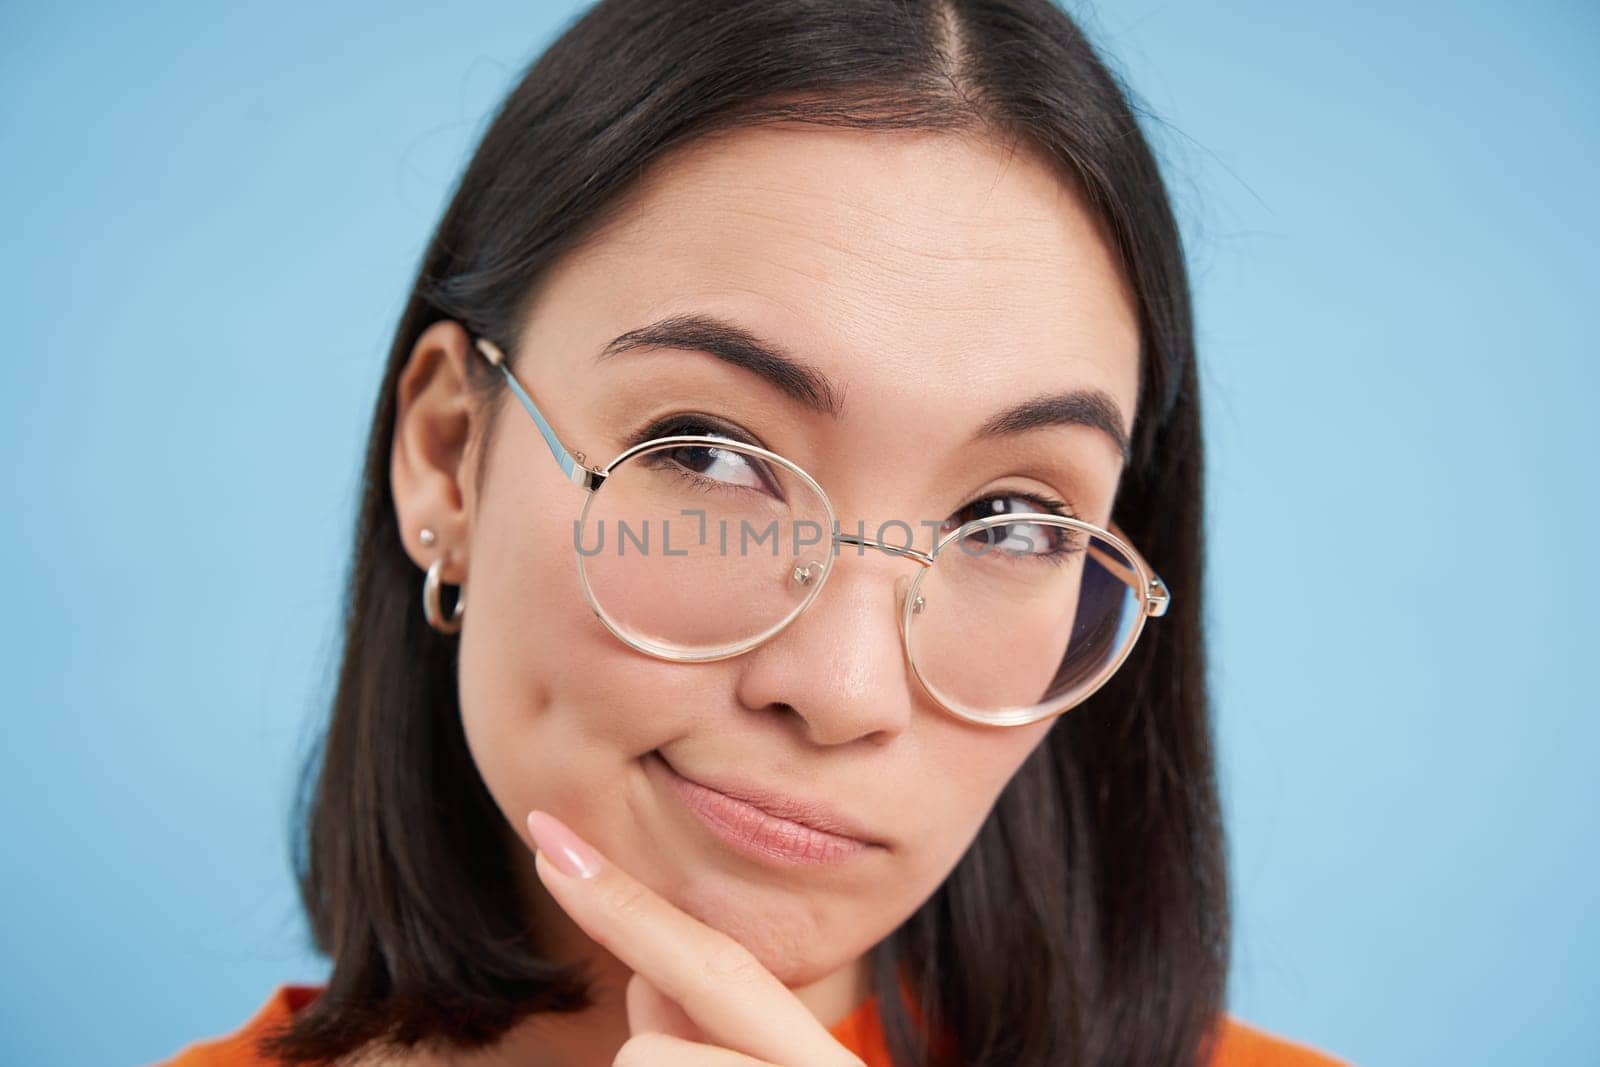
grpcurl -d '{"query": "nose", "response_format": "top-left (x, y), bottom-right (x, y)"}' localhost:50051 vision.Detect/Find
top-left (731, 541), bottom-right (921, 746)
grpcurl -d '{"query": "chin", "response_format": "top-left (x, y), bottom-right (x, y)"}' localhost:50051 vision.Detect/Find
top-left (666, 874), bottom-right (849, 987)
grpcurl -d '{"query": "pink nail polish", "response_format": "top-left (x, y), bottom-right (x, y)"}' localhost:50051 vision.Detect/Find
top-left (527, 810), bottom-right (601, 879)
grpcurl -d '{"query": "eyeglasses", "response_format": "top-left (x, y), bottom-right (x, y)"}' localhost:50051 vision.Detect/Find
top-left (471, 334), bottom-right (1168, 728)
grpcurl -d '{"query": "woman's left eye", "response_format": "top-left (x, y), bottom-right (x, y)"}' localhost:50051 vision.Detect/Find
top-left (943, 494), bottom-right (1078, 558)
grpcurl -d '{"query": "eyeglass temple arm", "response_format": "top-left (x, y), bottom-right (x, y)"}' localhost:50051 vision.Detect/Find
top-left (473, 338), bottom-right (598, 489)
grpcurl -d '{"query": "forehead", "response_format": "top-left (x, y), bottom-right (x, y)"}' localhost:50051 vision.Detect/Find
top-left (527, 123), bottom-right (1140, 476)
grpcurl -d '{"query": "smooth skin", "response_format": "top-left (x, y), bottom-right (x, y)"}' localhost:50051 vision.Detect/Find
top-left (384, 124), bottom-right (1140, 1065)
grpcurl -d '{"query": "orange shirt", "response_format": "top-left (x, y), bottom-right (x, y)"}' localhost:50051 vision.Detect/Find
top-left (155, 984), bottom-right (1349, 1066)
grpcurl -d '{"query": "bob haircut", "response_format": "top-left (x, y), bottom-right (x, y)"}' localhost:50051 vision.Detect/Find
top-left (263, 1), bottom-right (1225, 1064)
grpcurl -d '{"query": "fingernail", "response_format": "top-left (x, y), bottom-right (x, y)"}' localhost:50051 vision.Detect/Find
top-left (527, 810), bottom-right (601, 880)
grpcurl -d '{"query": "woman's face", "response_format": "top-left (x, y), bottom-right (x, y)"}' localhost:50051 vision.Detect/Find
top-left (394, 125), bottom-right (1138, 996)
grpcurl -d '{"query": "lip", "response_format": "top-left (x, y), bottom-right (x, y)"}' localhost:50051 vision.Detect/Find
top-left (648, 751), bottom-right (884, 867)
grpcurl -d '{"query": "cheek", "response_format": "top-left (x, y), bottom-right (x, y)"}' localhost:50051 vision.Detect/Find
top-left (898, 718), bottom-right (1055, 878)
top-left (454, 463), bottom-right (665, 823)
top-left (455, 456), bottom-right (745, 845)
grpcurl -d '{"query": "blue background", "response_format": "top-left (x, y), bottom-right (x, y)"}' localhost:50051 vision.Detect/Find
top-left (3, 2), bottom-right (1595, 1064)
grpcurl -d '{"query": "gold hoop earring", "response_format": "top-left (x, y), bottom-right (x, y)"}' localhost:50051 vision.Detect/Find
top-left (423, 557), bottom-right (464, 634)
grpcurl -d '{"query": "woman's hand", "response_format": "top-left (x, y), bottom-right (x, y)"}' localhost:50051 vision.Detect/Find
top-left (525, 809), bottom-right (868, 1067)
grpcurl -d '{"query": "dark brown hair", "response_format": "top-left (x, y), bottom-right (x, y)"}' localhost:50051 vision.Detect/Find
top-left (262, 1), bottom-right (1226, 1063)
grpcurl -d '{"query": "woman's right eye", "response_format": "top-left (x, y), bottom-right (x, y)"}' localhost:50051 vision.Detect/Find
top-left (661, 441), bottom-right (768, 491)
top-left (635, 416), bottom-right (775, 494)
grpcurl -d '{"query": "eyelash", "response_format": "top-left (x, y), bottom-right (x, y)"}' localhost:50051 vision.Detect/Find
top-left (625, 413), bottom-right (760, 451)
top-left (625, 413), bottom-right (1084, 560)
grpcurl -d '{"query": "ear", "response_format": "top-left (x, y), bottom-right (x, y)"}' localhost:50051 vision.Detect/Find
top-left (391, 319), bottom-right (482, 584)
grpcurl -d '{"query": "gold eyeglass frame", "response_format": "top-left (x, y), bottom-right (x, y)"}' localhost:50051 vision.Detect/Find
top-left (472, 334), bottom-right (1169, 728)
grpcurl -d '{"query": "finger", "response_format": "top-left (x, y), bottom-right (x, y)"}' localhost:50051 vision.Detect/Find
top-left (613, 1031), bottom-right (769, 1067)
top-left (626, 971), bottom-right (703, 1042)
top-left (525, 809), bottom-right (863, 1067)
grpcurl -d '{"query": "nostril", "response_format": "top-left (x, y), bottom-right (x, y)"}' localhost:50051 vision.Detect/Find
top-left (769, 701), bottom-right (801, 723)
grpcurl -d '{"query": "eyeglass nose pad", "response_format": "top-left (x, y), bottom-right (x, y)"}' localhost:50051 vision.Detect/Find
top-left (790, 559), bottom-right (826, 589)
top-left (894, 573), bottom-right (927, 618)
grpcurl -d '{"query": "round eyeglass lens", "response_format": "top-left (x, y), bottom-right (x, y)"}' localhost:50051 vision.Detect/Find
top-left (904, 514), bottom-right (1148, 726)
top-left (576, 437), bottom-right (835, 660)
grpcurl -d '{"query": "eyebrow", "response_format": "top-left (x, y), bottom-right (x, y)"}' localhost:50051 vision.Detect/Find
top-left (597, 312), bottom-right (1130, 463)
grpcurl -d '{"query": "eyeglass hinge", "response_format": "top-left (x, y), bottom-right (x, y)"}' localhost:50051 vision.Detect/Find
top-left (1146, 576), bottom-right (1170, 618)
top-left (567, 454), bottom-right (605, 491)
